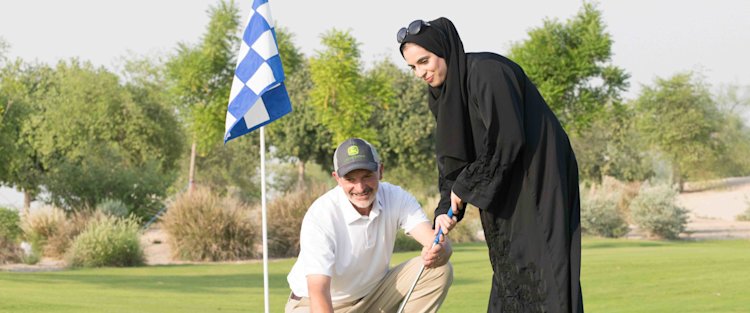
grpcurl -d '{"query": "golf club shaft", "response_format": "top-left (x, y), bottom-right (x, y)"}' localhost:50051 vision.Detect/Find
top-left (396, 208), bottom-right (454, 313)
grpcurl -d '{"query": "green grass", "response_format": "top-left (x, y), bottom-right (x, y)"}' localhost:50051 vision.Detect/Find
top-left (1, 238), bottom-right (748, 312)
top-left (582, 238), bottom-right (750, 312)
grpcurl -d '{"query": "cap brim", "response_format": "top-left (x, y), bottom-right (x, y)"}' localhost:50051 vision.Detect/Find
top-left (336, 162), bottom-right (379, 177)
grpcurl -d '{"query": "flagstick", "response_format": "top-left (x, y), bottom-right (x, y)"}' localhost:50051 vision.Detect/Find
top-left (260, 127), bottom-right (270, 313)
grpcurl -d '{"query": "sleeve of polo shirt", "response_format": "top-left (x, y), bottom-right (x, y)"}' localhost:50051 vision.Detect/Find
top-left (299, 212), bottom-right (336, 277)
top-left (397, 186), bottom-right (430, 234)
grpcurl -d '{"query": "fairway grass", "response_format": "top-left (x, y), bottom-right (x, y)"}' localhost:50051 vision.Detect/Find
top-left (1, 238), bottom-right (748, 312)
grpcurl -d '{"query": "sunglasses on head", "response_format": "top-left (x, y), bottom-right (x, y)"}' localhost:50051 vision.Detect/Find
top-left (396, 20), bottom-right (430, 43)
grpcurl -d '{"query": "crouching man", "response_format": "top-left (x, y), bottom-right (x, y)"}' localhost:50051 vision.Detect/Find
top-left (286, 138), bottom-right (453, 313)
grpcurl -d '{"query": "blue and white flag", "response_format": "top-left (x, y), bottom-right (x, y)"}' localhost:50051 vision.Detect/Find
top-left (224, 0), bottom-right (292, 143)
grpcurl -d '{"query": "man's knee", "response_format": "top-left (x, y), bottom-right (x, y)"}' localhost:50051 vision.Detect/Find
top-left (427, 261), bottom-right (453, 287)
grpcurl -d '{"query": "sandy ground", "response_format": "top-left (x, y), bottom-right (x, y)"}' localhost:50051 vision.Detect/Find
top-left (140, 225), bottom-right (176, 265)
top-left (3, 177), bottom-right (750, 271)
top-left (675, 177), bottom-right (750, 240)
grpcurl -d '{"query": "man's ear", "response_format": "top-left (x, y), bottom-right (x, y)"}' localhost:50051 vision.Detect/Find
top-left (378, 163), bottom-right (384, 180)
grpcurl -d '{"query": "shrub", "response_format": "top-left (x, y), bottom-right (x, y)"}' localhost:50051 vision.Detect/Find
top-left (20, 205), bottom-right (67, 257)
top-left (580, 185), bottom-right (630, 238)
top-left (45, 210), bottom-right (100, 258)
top-left (448, 205), bottom-right (484, 243)
top-left (266, 183), bottom-right (327, 258)
top-left (19, 243), bottom-right (40, 265)
top-left (97, 199), bottom-right (130, 218)
top-left (0, 207), bottom-right (22, 241)
top-left (393, 231), bottom-right (424, 252)
top-left (1, 207), bottom-right (23, 263)
top-left (0, 238), bottom-right (22, 264)
top-left (66, 214), bottom-right (144, 267)
top-left (162, 187), bottom-right (258, 261)
top-left (629, 183), bottom-right (689, 239)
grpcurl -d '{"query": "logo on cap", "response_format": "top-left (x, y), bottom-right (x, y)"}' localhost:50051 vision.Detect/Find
top-left (347, 146), bottom-right (359, 156)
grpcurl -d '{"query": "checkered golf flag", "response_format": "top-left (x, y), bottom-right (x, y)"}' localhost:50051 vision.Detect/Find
top-left (224, 0), bottom-right (292, 143)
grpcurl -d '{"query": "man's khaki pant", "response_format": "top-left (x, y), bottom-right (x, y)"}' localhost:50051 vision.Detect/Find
top-left (285, 257), bottom-right (453, 313)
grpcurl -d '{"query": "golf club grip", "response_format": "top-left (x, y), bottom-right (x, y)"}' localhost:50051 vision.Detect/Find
top-left (434, 206), bottom-right (455, 244)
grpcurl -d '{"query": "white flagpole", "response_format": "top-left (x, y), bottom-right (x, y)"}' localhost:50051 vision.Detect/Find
top-left (260, 126), bottom-right (270, 313)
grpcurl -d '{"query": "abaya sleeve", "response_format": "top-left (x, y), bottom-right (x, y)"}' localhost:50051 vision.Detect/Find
top-left (451, 59), bottom-right (525, 211)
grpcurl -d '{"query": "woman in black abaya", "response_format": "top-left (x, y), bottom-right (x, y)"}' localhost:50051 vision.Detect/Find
top-left (397, 17), bottom-right (584, 313)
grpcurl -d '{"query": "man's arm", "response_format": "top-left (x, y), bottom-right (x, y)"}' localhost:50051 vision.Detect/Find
top-left (407, 221), bottom-right (453, 268)
top-left (307, 274), bottom-right (334, 313)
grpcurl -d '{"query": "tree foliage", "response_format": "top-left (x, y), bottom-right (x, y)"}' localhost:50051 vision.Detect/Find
top-left (634, 72), bottom-right (723, 187)
top-left (367, 59), bottom-right (437, 194)
top-left (165, 0), bottom-right (240, 155)
top-left (267, 28), bottom-right (333, 186)
top-left (309, 29), bottom-right (375, 145)
top-left (508, 2), bottom-right (629, 134)
top-left (0, 60), bottom-right (53, 202)
top-left (711, 84), bottom-right (750, 177)
top-left (25, 60), bottom-right (182, 217)
top-left (164, 0), bottom-right (265, 201)
top-left (572, 102), bottom-right (652, 183)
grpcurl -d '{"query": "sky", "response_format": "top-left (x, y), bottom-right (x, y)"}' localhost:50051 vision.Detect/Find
top-left (1, 0), bottom-right (749, 207)
top-left (1, 0), bottom-right (749, 99)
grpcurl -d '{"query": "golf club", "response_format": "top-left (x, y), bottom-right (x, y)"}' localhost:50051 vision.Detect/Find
top-left (396, 207), bottom-right (454, 313)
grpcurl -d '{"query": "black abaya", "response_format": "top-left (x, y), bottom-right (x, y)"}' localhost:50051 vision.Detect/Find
top-left (400, 17), bottom-right (583, 313)
top-left (452, 53), bottom-right (583, 313)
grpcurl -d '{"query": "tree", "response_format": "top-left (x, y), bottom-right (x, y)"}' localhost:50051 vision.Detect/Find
top-left (508, 2), bottom-right (629, 134)
top-left (572, 102), bottom-right (652, 183)
top-left (23, 60), bottom-right (183, 218)
top-left (165, 0), bottom-right (264, 198)
top-left (634, 72), bottom-right (723, 189)
top-left (712, 84), bottom-right (750, 177)
top-left (0, 58), bottom-right (53, 210)
top-left (309, 29), bottom-right (376, 145)
top-left (120, 56), bottom-right (185, 179)
top-left (367, 59), bottom-right (437, 195)
top-left (266, 28), bottom-right (332, 188)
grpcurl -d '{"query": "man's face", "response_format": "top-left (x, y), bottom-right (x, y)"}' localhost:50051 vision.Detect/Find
top-left (333, 167), bottom-right (381, 211)
top-left (402, 43), bottom-right (448, 88)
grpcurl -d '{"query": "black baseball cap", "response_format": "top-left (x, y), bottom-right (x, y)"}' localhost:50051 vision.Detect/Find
top-left (333, 138), bottom-right (381, 176)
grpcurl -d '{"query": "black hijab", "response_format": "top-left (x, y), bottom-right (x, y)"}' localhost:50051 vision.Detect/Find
top-left (400, 17), bottom-right (474, 179)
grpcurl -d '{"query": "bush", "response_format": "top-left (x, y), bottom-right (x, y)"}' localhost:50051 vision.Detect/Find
top-left (97, 199), bottom-right (130, 218)
top-left (393, 231), bottom-right (424, 252)
top-left (580, 185), bottom-right (630, 238)
top-left (629, 183), bottom-right (689, 239)
top-left (20, 205), bottom-right (67, 257)
top-left (266, 184), bottom-right (327, 258)
top-left (0, 238), bottom-right (22, 264)
top-left (0, 207), bottom-right (22, 241)
top-left (449, 205), bottom-right (483, 243)
top-left (1, 208), bottom-right (23, 263)
top-left (162, 187), bottom-right (258, 261)
top-left (19, 243), bottom-right (40, 265)
top-left (45, 210), bottom-right (100, 258)
top-left (66, 214), bottom-right (144, 267)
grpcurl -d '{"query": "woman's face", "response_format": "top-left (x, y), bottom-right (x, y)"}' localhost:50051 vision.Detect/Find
top-left (402, 43), bottom-right (447, 88)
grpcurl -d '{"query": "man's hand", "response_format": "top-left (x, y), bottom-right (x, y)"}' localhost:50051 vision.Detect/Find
top-left (421, 239), bottom-right (452, 268)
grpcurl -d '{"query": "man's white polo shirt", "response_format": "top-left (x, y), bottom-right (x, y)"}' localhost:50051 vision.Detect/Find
top-left (286, 182), bottom-right (429, 303)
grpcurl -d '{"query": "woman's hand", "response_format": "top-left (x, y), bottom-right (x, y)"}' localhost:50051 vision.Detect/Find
top-left (434, 191), bottom-right (463, 236)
